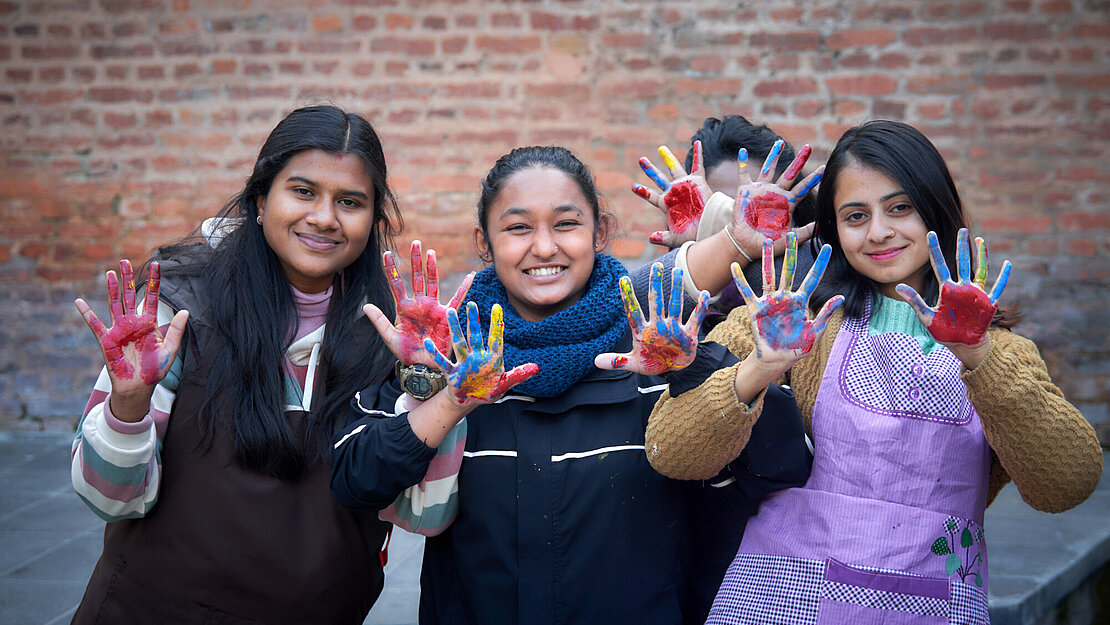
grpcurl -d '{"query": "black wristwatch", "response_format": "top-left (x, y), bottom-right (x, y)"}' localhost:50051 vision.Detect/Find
top-left (395, 361), bottom-right (447, 401)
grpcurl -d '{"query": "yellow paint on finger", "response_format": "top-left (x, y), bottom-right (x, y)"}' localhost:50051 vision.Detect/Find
top-left (658, 146), bottom-right (680, 171)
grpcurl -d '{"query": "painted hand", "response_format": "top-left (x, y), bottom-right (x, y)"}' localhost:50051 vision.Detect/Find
top-left (632, 140), bottom-right (714, 248)
top-left (732, 233), bottom-right (843, 369)
top-left (73, 260), bottom-right (188, 393)
top-left (728, 140), bottom-right (824, 250)
top-left (595, 263), bottom-right (711, 375)
top-left (366, 240), bottom-right (474, 369)
top-left (895, 229), bottom-right (1010, 347)
top-left (425, 302), bottom-right (539, 406)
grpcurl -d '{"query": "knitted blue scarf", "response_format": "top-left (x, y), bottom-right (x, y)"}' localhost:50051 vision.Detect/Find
top-left (465, 253), bottom-right (628, 398)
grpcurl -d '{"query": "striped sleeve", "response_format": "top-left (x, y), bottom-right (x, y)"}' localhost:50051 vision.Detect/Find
top-left (379, 410), bottom-right (466, 537)
top-left (71, 299), bottom-right (183, 522)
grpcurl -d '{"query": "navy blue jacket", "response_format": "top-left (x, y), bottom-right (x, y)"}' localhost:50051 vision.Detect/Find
top-left (331, 335), bottom-right (811, 625)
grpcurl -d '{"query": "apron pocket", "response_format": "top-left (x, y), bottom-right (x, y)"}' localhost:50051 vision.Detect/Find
top-left (816, 558), bottom-right (948, 625)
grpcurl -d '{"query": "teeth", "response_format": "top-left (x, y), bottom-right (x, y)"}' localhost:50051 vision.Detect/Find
top-left (526, 267), bottom-right (563, 276)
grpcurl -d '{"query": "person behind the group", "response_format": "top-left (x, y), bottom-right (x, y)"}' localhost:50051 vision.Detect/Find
top-left (70, 105), bottom-right (401, 623)
top-left (644, 120), bottom-right (1103, 624)
top-left (633, 115), bottom-right (823, 329)
top-left (330, 146), bottom-right (813, 625)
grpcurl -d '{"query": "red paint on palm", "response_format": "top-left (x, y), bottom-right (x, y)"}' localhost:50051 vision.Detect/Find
top-left (396, 293), bottom-right (451, 358)
top-left (744, 193), bottom-right (791, 240)
top-left (637, 325), bottom-right (696, 374)
top-left (663, 180), bottom-right (705, 234)
top-left (929, 283), bottom-right (996, 345)
top-left (102, 314), bottom-right (166, 385)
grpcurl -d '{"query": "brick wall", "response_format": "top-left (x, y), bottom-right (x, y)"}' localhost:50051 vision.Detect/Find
top-left (1, 0), bottom-right (1107, 434)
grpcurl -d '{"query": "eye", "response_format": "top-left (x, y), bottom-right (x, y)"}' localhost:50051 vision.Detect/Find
top-left (842, 210), bottom-right (867, 224)
top-left (338, 197), bottom-right (362, 208)
top-left (505, 223), bottom-right (531, 233)
top-left (889, 202), bottom-right (914, 215)
top-left (292, 186), bottom-right (313, 197)
top-left (555, 219), bottom-right (582, 229)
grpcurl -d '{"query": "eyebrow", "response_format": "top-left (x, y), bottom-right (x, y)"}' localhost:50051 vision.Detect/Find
top-left (497, 204), bottom-right (582, 220)
top-left (286, 175), bottom-right (371, 201)
top-left (837, 190), bottom-right (908, 213)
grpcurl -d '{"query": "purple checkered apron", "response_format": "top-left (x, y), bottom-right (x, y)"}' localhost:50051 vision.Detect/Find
top-left (707, 303), bottom-right (993, 624)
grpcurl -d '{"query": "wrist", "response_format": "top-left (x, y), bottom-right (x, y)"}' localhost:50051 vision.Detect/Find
top-left (733, 352), bottom-right (787, 405)
top-left (952, 336), bottom-right (992, 370)
top-left (107, 391), bottom-right (152, 423)
top-left (723, 227), bottom-right (755, 265)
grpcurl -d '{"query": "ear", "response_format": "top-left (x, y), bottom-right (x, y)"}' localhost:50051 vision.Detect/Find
top-left (473, 226), bottom-right (492, 263)
top-left (255, 194), bottom-right (266, 220)
top-left (593, 212), bottom-right (616, 252)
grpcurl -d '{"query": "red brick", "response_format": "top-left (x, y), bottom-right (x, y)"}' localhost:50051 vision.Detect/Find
top-left (826, 75), bottom-right (897, 96)
top-left (372, 36), bottom-right (435, 55)
top-left (21, 44), bottom-right (78, 59)
top-left (444, 83), bottom-right (501, 98)
top-left (749, 31), bottom-right (821, 50)
top-left (753, 78), bottom-right (818, 97)
top-left (384, 13), bottom-right (414, 30)
top-left (353, 15), bottom-right (377, 31)
top-left (1071, 24), bottom-right (1110, 39)
top-left (476, 35), bottom-right (541, 54)
top-left (1058, 212), bottom-right (1110, 230)
top-left (903, 26), bottom-right (977, 46)
top-left (827, 28), bottom-right (896, 50)
top-left (980, 216), bottom-right (1051, 233)
top-left (984, 73), bottom-right (1048, 89)
top-left (984, 22), bottom-right (1050, 41)
top-left (1056, 73), bottom-right (1110, 90)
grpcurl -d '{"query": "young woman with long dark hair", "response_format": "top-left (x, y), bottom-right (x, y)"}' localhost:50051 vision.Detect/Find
top-left (644, 120), bottom-right (1102, 624)
top-left (70, 105), bottom-right (401, 623)
top-left (330, 146), bottom-right (814, 625)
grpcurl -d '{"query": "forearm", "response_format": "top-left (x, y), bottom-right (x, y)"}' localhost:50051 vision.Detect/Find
top-left (966, 330), bottom-right (1103, 512)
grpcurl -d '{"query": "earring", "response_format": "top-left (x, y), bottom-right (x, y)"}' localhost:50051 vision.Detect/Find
top-left (257, 215), bottom-right (263, 225)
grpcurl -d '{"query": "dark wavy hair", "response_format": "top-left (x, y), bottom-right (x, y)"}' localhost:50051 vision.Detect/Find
top-left (810, 120), bottom-right (1017, 328)
top-left (160, 105), bottom-right (401, 479)
top-left (476, 145), bottom-right (613, 250)
top-left (683, 115), bottom-right (815, 226)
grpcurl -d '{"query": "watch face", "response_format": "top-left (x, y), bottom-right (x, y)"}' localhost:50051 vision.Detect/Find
top-left (405, 375), bottom-right (433, 397)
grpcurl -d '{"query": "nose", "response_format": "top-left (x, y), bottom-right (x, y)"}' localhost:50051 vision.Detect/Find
top-left (867, 213), bottom-right (893, 243)
top-left (531, 226), bottom-right (558, 258)
top-left (305, 197), bottom-right (340, 230)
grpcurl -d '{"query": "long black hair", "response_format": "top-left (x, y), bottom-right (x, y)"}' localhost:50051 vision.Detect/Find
top-left (188, 105), bottom-right (400, 479)
top-left (476, 145), bottom-right (613, 251)
top-left (810, 120), bottom-right (1017, 327)
top-left (684, 115), bottom-right (815, 225)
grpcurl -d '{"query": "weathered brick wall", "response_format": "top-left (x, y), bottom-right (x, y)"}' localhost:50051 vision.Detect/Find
top-left (1, 0), bottom-right (1107, 434)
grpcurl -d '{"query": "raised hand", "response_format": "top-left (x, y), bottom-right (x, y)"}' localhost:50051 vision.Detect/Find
top-left (896, 229), bottom-right (1010, 348)
top-left (74, 260), bottom-right (189, 413)
top-left (733, 140), bottom-right (824, 242)
top-left (425, 302), bottom-right (538, 406)
top-left (595, 263), bottom-right (711, 375)
top-left (365, 240), bottom-right (474, 368)
top-left (732, 233), bottom-right (843, 369)
top-left (632, 141), bottom-right (714, 248)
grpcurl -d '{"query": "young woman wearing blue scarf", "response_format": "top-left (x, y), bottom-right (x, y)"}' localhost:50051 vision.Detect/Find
top-left (331, 146), bottom-right (813, 625)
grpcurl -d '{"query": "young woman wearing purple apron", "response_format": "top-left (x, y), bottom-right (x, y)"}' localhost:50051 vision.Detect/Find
top-left (644, 121), bottom-right (1102, 624)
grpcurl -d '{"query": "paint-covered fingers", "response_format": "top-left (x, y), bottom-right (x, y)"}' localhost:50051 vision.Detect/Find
top-left (409, 240), bottom-right (427, 296)
top-left (383, 251), bottom-right (408, 305)
top-left (955, 228), bottom-right (971, 284)
top-left (927, 231), bottom-right (952, 284)
top-left (760, 238), bottom-right (776, 296)
top-left (422, 337), bottom-right (455, 375)
top-left (777, 144), bottom-right (812, 188)
top-left (486, 303), bottom-right (505, 355)
top-left (657, 145), bottom-right (688, 179)
top-left (648, 263), bottom-right (665, 321)
top-left (593, 352), bottom-right (634, 371)
top-left (988, 260), bottom-right (1011, 305)
top-left (779, 232), bottom-right (798, 293)
top-left (447, 272), bottom-right (475, 311)
top-left (632, 184), bottom-right (665, 213)
top-left (810, 295), bottom-right (844, 338)
top-left (648, 230), bottom-right (682, 248)
top-left (689, 140), bottom-right (704, 176)
top-left (74, 298), bottom-right (109, 343)
top-left (894, 284), bottom-right (936, 327)
top-left (757, 140), bottom-right (785, 183)
top-left (618, 276), bottom-right (646, 334)
top-left (119, 259), bottom-right (137, 314)
top-left (494, 363), bottom-right (540, 396)
top-left (730, 262), bottom-right (760, 310)
top-left (143, 262), bottom-right (161, 317)
top-left (425, 249), bottom-right (440, 301)
top-left (106, 270), bottom-right (124, 321)
top-left (639, 156), bottom-right (672, 192)
top-left (666, 268), bottom-right (685, 320)
top-left (798, 244), bottom-right (833, 302)
top-left (790, 166), bottom-right (824, 203)
top-left (736, 148), bottom-right (754, 187)
top-left (973, 237), bottom-right (988, 290)
top-left (684, 289), bottom-right (711, 336)
top-left (464, 302), bottom-right (484, 357)
top-left (445, 306), bottom-right (470, 362)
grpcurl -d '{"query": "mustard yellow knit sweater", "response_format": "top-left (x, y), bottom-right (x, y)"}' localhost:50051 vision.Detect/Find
top-left (646, 307), bottom-right (1103, 513)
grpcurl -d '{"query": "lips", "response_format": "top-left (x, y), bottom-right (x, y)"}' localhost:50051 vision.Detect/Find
top-left (297, 232), bottom-right (340, 250)
top-left (867, 247), bottom-right (903, 261)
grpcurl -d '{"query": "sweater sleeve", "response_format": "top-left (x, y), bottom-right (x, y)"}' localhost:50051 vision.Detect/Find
top-left (70, 299), bottom-right (182, 522)
top-left (963, 328), bottom-right (1103, 512)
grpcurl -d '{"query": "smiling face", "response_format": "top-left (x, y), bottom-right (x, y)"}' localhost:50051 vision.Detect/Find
top-left (833, 161), bottom-right (932, 299)
top-left (475, 166), bottom-right (609, 322)
top-left (256, 148), bottom-right (376, 293)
